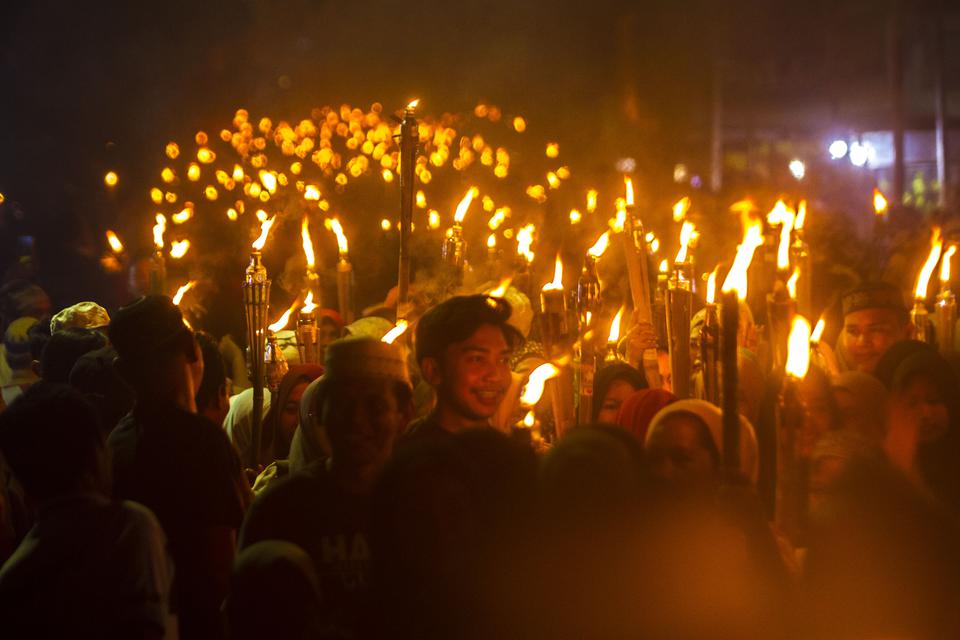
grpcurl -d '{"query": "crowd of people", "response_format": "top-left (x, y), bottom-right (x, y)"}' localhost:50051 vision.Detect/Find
top-left (0, 263), bottom-right (959, 639)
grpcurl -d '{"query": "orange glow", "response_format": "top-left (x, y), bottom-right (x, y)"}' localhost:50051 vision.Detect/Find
top-left (428, 210), bottom-right (441, 229)
top-left (268, 300), bottom-right (299, 333)
top-left (516, 224), bottom-right (535, 263)
top-left (785, 315), bottom-right (811, 379)
top-left (169, 239), bottom-right (190, 259)
top-left (454, 186), bottom-right (479, 224)
top-left (513, 116), bottom-right (526, 132)
top-left (873, 189), bottom-right (888, 216)
top-left (810, 316), bottom-right (826, 344)
top-left (382, 320), bottom-right (409, 344)
top-left (227, 208), bottom-right (239, 221)
top-left (301, 217), bottom-right (315, 269)
top-left (165, 142), bottom-right (180, 159)
top-left (520, 362), bottom-right (560, 407)
top-left (941, 245), bottom-right (956, 283)
top-left (786, 267), bottom-right (800, 299)
top-left (416, 190), bottom-right (427, 208)
top-left (172, 280), bottom-right (197, 306)
top-left (522, 410), bottom-right (536, 428)
top-left (608, 306), bottom-right (625, 344)
top-left (675, 221), bottom-right (695, 263)
top-left (172, 207), bottom-right (193, 224)
top-left (489, 277), bottom-right (512, 298)
top-left (542, 253), bottom-right (564, 291)
top-left (252, 215), bottom-right (276, 251)
top-left (624, 177), bottom-right (635, 206)
top-left (259, 170), bottom-right (277, 194)
top-left (586, 189), bottom-right (598, 213)
top-left (546, 142), bottom-right (559, 158)
top-left (587, 231), bottom-right (611, 258)
top-left (487, 233), bottom-right (496, 249)
top-left (915, 227), bottom-right (943, 300)
top-left (380, 218), bottom-right (392, 231)
top-left (706, 267), bottom-right (718, 304)
top-left (328, 218), bottom-right (349, 256)
top-left (721, 219), bottom-right (764, 300)
top-left (106, 230), bottom-right (124, 254)
top-left (612, 202), bottom-right (627, 233)
top-left (795, 200), bottom-right (807, 231)
top-left (488, 208), bottom-right (507, 230)
top-left (187, 163), bottom-right (200, 181)
top-left (407, 98), bottom-right (420, 109)
top-left (546, 172), bottom-right (561, 189)
top-left (659, 259), bottom-right (669, 273)
top-left (152, 214), bottom-right (166, 250)
top-left (766, 199), bottom-right (791, 226)
top-left (672, 197), bottom-right (690, 222)
top-left (301, 291), bottom-right (318, 314)
top-left (104, 171), bottom-right (118, 187)
top-left (569, 209), bottom-right (582, 224)
top-left (777, 207), bottom-right (796, 271)
top-left (304, 185), bottom-right (321, 201)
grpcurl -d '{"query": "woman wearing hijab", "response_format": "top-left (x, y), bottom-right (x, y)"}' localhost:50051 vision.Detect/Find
top-left (615, 388), bottom-right (677, 444)
top-left (592, 362), bottom-right (647, 425)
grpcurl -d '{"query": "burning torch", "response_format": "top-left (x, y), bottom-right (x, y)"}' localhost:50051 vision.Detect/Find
top-left (397, 99), bottom-right (419, 321)
top-left (576, 231), bottom-right (609, 424)
top-left (938, 245), bottom-right (956, 355)
top-left (243, 215), bottom-right (275, 469)
top-left (912, 227), bottom-right (942, 344)
top-left (666, 221), bottom-right (696, 398)
top-left (777, 315), bottom-right (812, 542)
top-left (327, 218), bottom-right (354, 324)
top-left (150, 214), bottom-right (167, 294)
top-left (442, 187), bottom-right (477, 283)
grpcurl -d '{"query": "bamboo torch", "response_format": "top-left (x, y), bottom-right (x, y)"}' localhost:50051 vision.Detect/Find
top-left (620, 178), bottom-right (660, 387)
top-left (701, 268), bottom-right (721, 405)
top-left (666, 221), bottom-right (696, 398)
top-left (327, 218), bottom-right (354, 324)
top-left (540, 254), bottom-right (570, 437)
top-left (243, 216), bottom-right (276, 469)
top-left (912, 227), bottom-right (942, 344)
top-left (938, 245), bottom-right (956, 355)
top-left (397, 99), bottom-right (418, 321)
top-left (790, 200), bottom-right (812, 317)
top-left (576, 231), bottom-right (609, 424)
top-left (778, 315), bottom-right (811, 542)
top-left (442, 187), bottom-right (478, 283)
top-left (720, 219), bottom-right (764, 478)
top-left (516, 362), bottom-right (561, 446)
top-left (150, 214), bottom-right (167, 294)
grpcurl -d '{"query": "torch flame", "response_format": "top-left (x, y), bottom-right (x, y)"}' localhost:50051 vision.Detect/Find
top-left (672, 197), bottom-right (690, 222)
top-left (766, 199), bottom-right (790, 226)
top-left (489, 277), bottom-right (513, 298)
top-left (795, 200), bottom-right (807, 231)
top-left (608, 306), bottom-right (625, 343)
top-left (659, 259), bottom-right (669, 273)
top-left (152, 214), bottom-right (167, 250)
top-left (252, 215), bottom-right (276, 251)
top-left (407, 98), bottom-right (420, 109)
top-left (522, 410), bottom-right (536, 428)
top-left (268, 300), bottom-right (299, 333)
top-left (586, 189), bottom-right (598, 213)
top-left (520, 362), bottom-right (561, 407)
top-left (786, 267), bottom-right (800, 299)
top-left (785, 315), bottom-right (812, 379)
top-left (706, 267), bottom-right (718, 304)
top-left (721, 219), bottom-right (764, 300)
top-left (675, 221), bottom-right (695, 263)
top-left (516, 224), bottom-right (535, 263)
top-left (873, 189), bottom-right (888, 216)
top-left (612, 203), bottom-right (627, 233)
top-left (624, 177), bottom-right (635, 206)
top-left (106, 230), bottom-right (124, 254)
top-left (172, 280), bottom-right (197, 306)
top-left (382, 320), bottom-right (409, 344)
top-left (587, 231), bottom-right (611, 258)
top-left (777, 208), bottom-right (796, 271)
top-left (301, 291), bottom-right (317, 314)
top-left (169, 239), bottom-right (190, 259)
top-left (542, 253), bottom-right (564, 291)
top-left (453, 187), bottom-right (479, 224)
top-left (810, 316), bottom-right (826, 344)
top-left (487, 234), bottom-right (496, 249)
top-left (914, 227), bottom-right (943, 300)
top-left (940, 245), bottom-right (956, 283)
top-left (328, 218), bottom-right (349, 256)
top-left (301, 217), bottom-right (315, 269)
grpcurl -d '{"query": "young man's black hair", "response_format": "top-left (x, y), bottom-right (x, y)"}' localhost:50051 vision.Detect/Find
top-left (195, 331), bottom-right (229, 426)
top-left (40, 327), bottom-right (107, 384)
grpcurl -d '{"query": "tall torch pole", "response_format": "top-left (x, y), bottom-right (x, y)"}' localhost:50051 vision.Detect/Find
top-left (912, 227), bottom-right (942, 344)
top-left (938, 245), bottom-right (956, 355)
top-left (397, 99), bottom-right (419, 321)
top-left (243, 216), bottom-right (275, 469)
top-left (577, 232), bottom-right (608, 424)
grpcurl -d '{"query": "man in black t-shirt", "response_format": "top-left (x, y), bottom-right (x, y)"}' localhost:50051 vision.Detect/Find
top-left (240, 337), bottom-right (414, 633)
top-left (107, 295), bottom-right (247, 640)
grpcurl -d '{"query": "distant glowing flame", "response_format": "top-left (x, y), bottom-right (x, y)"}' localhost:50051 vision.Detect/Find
top-left (675, 221), bottom-right (695, 263)
top-left (706, 267), bottom-right (718, 304)
top-left (152, 214), bottom-right (167, 250)
top-left (915, 227), bottom-right (943, 300)
top-left (721, 219), bottom-right (764, 300)
top-left (520, 362), bottom-right (561, 407)
top-left (795, 200), bottom-right (807, 231)
top-left (172, 207), bottom-right (193, 224)
top-left (301, 291), bottom-right (317, 314)
top-left (776, 209), bottom-right (796, 271)
top-left (169, 239), bottom-right (190, 259)
top-left (454, 187), bottom-right (479, 224)
top-left (268, 300), bottom-right (299, 333)
top-left (517, 224), bottom-right (535, 263)
top-left (488, 209), bottom-right (507, 230)
top-left (608, 306), bottom-right (625, 344)
top-left (407, 98), bottom-right (420, 109)
top-left (104, 171), bottom-right (118, 187)
top-left (487, 233), bottom-right (496, 249)
top-left (328, 218), bottom-right (349, 256)
top-left (428, 210), bottom-right (441, 229)
top-left (569, 209), bottom-right (582, 224)
top-left (586, 189), bottom-right (598, 213)
top-left (766, 199), bottom-right (791, 226)
top-left (612, 202), bottom-right (627, 233)
top-left (382, 320), bottom-right (409, 344)
top-left (106, 230), bottom-right (124, 254)
top-left (172, 280), bottom-right (197, 306)
top-left (542, 253), bottom-right (564, 291)
top-left (252, 215), bottom-right (276, 251)
top-left (624, 177), bottom-right (635, 206)
top-left (940, 245), bottom-right (956, 283)
top-left (873, 189), bottom-right (888, 216)
top-left (659, 259), bottom-right (669, 273)
top-left (786, 268), bottom-right (800, 299)
top-left (259, 170), bottom-right (277, 194)
top-left (522, 410), bottom-right (536, 428)
top-left (810, 316), bottom-right (826, 344)
top-left (587, 231), bottom-right (611, 258)
top-left (489, 277), bottom-right (512, 298)
top-left (301, 217), bottom-right (315, 268)
top-left (304, 185), bottom-right (321, 201)
top-left (785, 315), bottom-right (811, 379)
top-left (672, 197), bottom-right (690, 222)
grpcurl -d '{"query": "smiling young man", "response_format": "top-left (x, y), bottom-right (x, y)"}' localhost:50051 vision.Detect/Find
top-left (838, 282), bottom-right (913, 374)
top-left (406, 295), bottom-right (522, 440)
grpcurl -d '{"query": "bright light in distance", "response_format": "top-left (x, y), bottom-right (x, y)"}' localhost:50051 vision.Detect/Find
top-left (828, 139), bottom-right (848, 160)
top-left (849, 141), bottom-right (871, 167)
top-left (788, 159), bottom-right (806, 180)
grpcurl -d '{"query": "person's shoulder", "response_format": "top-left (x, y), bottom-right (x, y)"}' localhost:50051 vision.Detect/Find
top-left (106, 412), bottom-right (137, 446)
top-left (117, 500), bottom-right (165, 535)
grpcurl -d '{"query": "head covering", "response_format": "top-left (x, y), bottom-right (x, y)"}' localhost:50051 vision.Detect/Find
top-left (109, 295), bottom-right (190, 362)
top-left (873, 340), bottom-right (934, 390)
top-left (0, 281), bottom-right (50, 327)
top-left (646, 399), bottom-right (759, 484)
top-left (591, 362), bottom-right (647, 423)
top-left (832, 371), bottom-right (889, 441)
top-left (263, 364), bottom-right (323, 462)
top-left (841, 281), bottom-right (907, 318)
top-left (344, 316), bottom-right (394, 340)
top-left (49, 302), bottom-right (110, 334)
top-left (225, 541), bottom-right (323, 640)
top-left (4, 317), bottom-right (38, 371)
top-left (616, 388), bottom-right (678, 443)
top-left (317, 308), bottom-right (345, 330)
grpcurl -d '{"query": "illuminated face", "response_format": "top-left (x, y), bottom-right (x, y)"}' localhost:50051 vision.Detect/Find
top-left (433, 324), bottom-right (512, 425)
top-left (596, 378), bottom-right (638, 425)
top-left (842, 308), bottom-right (909, 373)
top-left (645, 413), bottom-right (719, 488)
